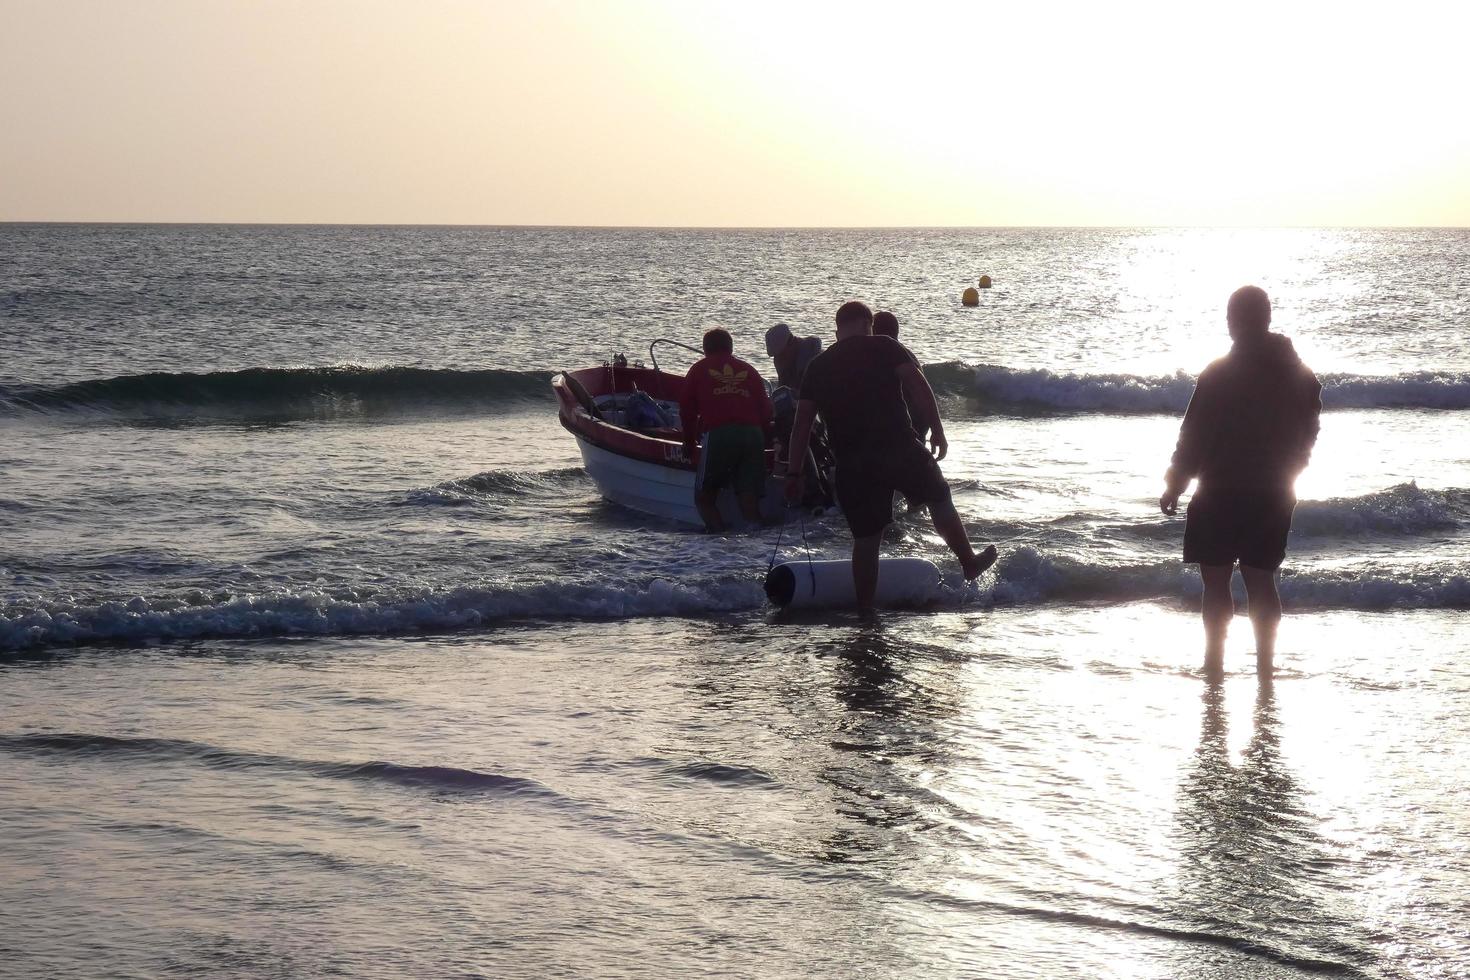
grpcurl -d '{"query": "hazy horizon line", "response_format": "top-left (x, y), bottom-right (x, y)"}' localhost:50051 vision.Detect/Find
top-left (4, 220), bottom-right (1468, 232)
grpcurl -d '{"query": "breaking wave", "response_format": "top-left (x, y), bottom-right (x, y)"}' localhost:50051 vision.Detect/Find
top-left (0, 365), bottom-right (554, 419)
top-left (4, 556), bottom-right (1467, 652)
top-left (7, 362), bottom-right (1466, 422)
top-left (931, 362), bottom-right (1470, 414)
top-left (1090, 483), bottom-right (1470, 543)
top-left (1291, 483), bottom-right (1470, 536)
top-left (0, 578), bottom-right (767, 651)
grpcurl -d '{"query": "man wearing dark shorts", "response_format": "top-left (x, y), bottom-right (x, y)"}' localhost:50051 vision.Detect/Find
top-left (1160, 285), bottom-right (1322, 679)
top-left (784, 301), bottom-right (997, 610)
top-left (680, 328), bottom-right (774, 532)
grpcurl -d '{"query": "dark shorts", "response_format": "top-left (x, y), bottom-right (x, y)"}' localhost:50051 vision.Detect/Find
top-left (835, 440), bottom-right (952, 538)
top-left (1183, 487), bottom-right (1297, 571)
top-left (698, 424), bottom-right (766, 497)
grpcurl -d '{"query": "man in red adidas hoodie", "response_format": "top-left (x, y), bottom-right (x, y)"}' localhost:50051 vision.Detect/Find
top-left (680, 328), bottom-right (775, 532)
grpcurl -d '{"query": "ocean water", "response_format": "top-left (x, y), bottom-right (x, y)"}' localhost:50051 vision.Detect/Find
top-left (2, 224), bottom-right (1467, 978)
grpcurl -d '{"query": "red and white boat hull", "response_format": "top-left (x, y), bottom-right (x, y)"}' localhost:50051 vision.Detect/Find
top-left (571, 433), bottom-right (785, 526)
top-left (553, 363), bottom-right (786, 526)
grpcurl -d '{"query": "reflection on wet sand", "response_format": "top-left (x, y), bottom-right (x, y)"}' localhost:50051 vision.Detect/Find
top-left (815, 625), bottom-right (961, 866)
top-left (1170, 681), bottom-right (1375, 977)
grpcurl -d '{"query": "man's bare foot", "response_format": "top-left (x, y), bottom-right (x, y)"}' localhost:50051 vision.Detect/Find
top-left (962, 544), bottom-right (999, 581)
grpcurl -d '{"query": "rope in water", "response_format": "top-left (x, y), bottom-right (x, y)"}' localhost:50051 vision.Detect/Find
top-left (798, 509), bottom-right (817, 597)
top-left (766, 507), bottom-right (819, 598)
top-left (764, 512), bottom-right (788, 576)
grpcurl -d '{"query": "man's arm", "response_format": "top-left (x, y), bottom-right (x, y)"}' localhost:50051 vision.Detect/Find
top-left (897, 362), bottom-right (947, 460)
top-left (1297, 369), bottom-right (1323, 469)
top-left (1161, 374), bottom-right (1216, 514)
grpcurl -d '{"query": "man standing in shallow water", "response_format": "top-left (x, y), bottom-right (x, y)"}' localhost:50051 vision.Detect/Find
top-left (680, 328), bottom-right (774, 533)
top-left (785, 301), bottom-right (997, 611)
top-left (1161, 286), bottom-right (1323, 680)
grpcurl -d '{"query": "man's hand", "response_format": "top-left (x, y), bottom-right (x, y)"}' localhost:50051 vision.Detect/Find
top-left (784, 472), bottom-right (805, 504)
top-left (682, 440), bottom-right (696, 462)
top-left (1160, 489), bottom-right (1181, 516)
top-left (929, 428), bottom-right (948, 462)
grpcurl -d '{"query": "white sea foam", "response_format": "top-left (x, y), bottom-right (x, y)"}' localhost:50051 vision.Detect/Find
top-left (0, 579), bottom-right (766, 651)
top-left (987, 547), bottom-right (1470, 610)
top-left (6, 554), bottom-right (1467, 651)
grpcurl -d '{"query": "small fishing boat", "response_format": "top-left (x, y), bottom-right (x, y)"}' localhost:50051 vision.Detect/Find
top-left (552, 340), bottom-right (791, 526)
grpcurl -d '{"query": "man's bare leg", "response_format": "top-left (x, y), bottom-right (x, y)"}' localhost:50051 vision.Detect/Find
top-left (1199, 563), bottom-right (1235, 681)
top-left (695, 490), bottom-right (725, 533)
top-left (852, 533), bottom-right (882, 612)
top-left (930, 499), bottom-right (997, 580)
top-left (1239, 564), bottom-right (1282, 678)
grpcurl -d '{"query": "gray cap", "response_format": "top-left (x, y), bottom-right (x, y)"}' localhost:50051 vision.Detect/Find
top-left (765, 322), bottom-right (793, 356)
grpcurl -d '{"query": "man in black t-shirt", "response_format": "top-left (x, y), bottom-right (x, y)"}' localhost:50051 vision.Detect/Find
top-left (872, 309), bottom-right (929, 443)
top-left (785, 301), bottom-right (997, 610)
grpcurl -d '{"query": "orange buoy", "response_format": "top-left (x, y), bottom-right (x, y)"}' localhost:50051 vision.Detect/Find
top-left (978, 274), bottom-right (993, 289)
top-left (961, 286), bottom-right (980, 306)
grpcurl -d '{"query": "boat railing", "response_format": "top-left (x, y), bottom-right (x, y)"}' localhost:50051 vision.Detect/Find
top-left (648, 338), bottom-right (703, 375)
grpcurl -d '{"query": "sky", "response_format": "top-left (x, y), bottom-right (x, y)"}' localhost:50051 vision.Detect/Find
top-left (2, 0), bottom-right (1467, 226)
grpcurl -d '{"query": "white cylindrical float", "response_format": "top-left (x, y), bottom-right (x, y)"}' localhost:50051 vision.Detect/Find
top-left (764, 557), bottom-right (941, 609)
